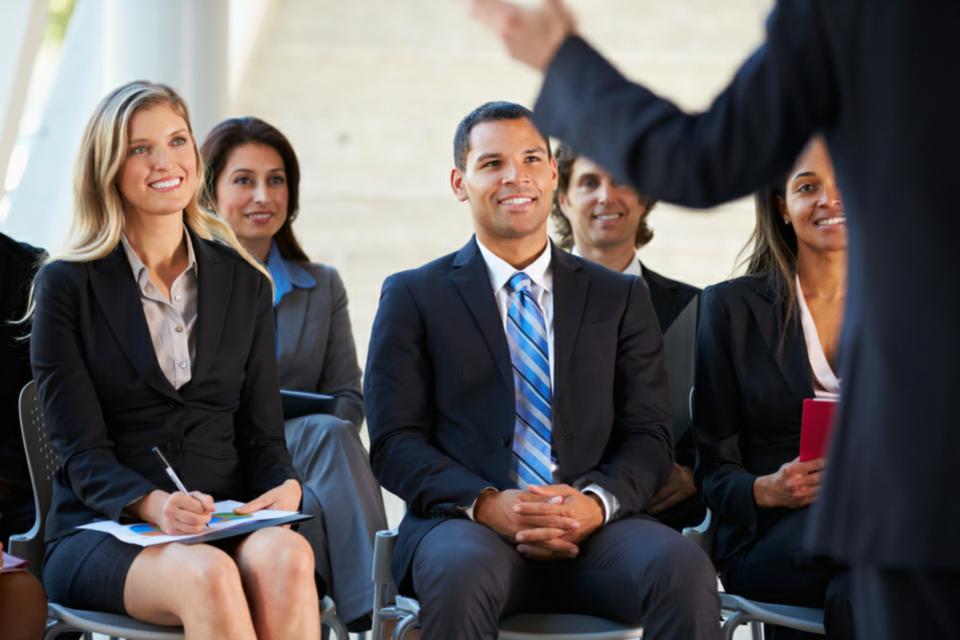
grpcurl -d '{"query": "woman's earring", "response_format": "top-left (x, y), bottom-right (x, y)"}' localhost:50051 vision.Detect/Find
top-left (783, 218), bottom-right (791, 225)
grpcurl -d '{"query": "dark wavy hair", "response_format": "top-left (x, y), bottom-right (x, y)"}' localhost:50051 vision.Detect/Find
top-left (199, 116), bottom-right (308, 262)
top-left (550, 142), bottom-right (656, 250)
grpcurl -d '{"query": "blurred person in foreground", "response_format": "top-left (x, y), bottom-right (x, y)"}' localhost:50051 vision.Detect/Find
top-left (471, 1), bottom-right (960, 635)
top-left (551, 142), bottom-right (702, 531)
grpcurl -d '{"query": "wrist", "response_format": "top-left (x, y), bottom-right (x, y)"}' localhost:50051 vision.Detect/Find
top-left (753, 476), bottom-right (773, 508)
top-left (473, 488), bottom-right (499, 524)
top-left (135, 489), bottom-right (169, 522)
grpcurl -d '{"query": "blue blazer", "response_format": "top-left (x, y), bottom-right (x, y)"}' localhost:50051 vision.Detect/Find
top-left (533, 2), bottom-right (960, 569)
top-left (30, 234), bottom-right (298, 542)
top-left (364, 238), bottom-right (674, 584)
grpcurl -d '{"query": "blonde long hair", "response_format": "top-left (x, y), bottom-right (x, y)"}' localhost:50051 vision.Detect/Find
top-left (26, 81), bottom-right (270, 317)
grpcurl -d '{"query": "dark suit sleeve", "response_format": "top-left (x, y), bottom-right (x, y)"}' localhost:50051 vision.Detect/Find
top-left (691, 287), bottom-right (760, 533)
top-left (365, 274), bottom-right (491, 517)
top-left (235, 273), bottom-right (299, 495)
top-left (315, 267), bottom-right (364, 427)
top-left (534, 0), bottom-right (838, 207)
top-left (577, 277), bottom-right (674, 515)
top-left (30, 263), bottom-right (157, 521)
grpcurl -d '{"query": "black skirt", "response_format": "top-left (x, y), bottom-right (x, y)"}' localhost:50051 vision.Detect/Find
top-left (43, 529), bottom-right (142, 614)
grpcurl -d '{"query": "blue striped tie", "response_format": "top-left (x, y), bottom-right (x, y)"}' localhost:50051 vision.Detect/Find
top-left (506, 272), bottom-right (554, 488)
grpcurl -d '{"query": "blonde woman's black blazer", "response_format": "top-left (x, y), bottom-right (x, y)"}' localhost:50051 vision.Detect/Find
top-left (30, 234), bottom-right (298, 542)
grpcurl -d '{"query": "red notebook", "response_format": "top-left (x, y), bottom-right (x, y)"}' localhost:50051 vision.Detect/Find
top-left (799, 397), bottom-right (839, 461)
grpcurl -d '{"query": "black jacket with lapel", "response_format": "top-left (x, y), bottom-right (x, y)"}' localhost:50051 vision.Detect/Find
top-left (365, 238), bottom-right (674, 584)
top-left (692, 275), bottom-right (814, 567)
top-left (30, 234), bottom-right (298, 542)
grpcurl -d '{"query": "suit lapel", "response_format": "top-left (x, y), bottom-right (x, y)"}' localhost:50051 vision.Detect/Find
top-left (448, 238), bottom-right (513, 391)
top-left (190, 235), bottom-right (233, 385)
top-left (90, 246), bottom-right (179, 401)
top-left (552, 246), bottom-right (589, 416)
top-left (744, 277), bottom-right (813, 400)
top-left (275, 287), bottom-right (309, 375)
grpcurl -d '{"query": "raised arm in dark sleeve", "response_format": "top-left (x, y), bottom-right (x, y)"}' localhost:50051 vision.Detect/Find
top-left (534, 0), bottom-right (838, 207)
top-left (364, 273), bottom-right (491, 517)
top-left (235, 271), bottom-right (299, 496)
top-left (30, 261), bottom-right (157, 521)
top-left (691, 286), bottom-right (760, 534)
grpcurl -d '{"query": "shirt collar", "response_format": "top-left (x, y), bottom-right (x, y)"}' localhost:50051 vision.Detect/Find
top-left (570, 245), bottom-right (642, 277)
top-left (120, 226), bottom-right (197, 289)
top-left (476, 236), bottom-right (553, 296)
top-left (266, 241), bottom-right (317, 306)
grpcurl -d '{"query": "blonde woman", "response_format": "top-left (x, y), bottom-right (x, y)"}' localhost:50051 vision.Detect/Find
top-left (30, 81), bottom-right (320, 639)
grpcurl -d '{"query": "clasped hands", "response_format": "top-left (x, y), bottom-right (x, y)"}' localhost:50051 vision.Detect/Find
top-left (132, 479), bottom-right (302, 536)
top-left (474, 484), bottom-right (604, 560)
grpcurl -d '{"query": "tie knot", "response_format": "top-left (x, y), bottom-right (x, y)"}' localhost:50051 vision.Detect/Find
top-left (508, 272), bottom-right (533, 293)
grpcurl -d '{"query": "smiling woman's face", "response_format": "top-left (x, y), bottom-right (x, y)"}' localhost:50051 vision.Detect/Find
top-left (780, 137), bottom-right (847, 255)
top-left (118, 102), bottom-right (198, 221)
top-left (215, 142), bottom-right (289, 250)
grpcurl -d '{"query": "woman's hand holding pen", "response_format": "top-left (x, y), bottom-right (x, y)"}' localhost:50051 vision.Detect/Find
top-left (134, 489), bottom-right (216, 535)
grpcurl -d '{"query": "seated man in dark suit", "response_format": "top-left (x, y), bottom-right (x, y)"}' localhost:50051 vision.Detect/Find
top-left (551, 143), bottom-right (704, 531)
top-left (0, 232), bottom-right (44, 545)
top-left (364, 101), bottom-right (720, 640)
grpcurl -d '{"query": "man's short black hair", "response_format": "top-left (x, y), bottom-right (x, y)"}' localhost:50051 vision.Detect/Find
top-left (453, 101), bottom-right (551, 171)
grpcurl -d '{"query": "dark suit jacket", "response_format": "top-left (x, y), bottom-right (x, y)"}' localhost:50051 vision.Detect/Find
top-left (275, 262), bottom-right (363, 427)
top-left (30, 234), bottom-right (298, 542)
top-left (692, 275), bottom-right (814, 567)
top-left (533, 2), bottom-right (960, 569)
top-left (643, 264), bottom-right (699, 338)
top-left (365, 238), bottom-right (674, 583)
top-left (1, 234), bottom-right (44, 496)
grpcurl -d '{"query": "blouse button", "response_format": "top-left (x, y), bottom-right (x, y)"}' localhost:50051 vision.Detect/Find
top-left (179, 361), bottom-right (188, 369)
top-left (175, 326), bottom-right (184, 333)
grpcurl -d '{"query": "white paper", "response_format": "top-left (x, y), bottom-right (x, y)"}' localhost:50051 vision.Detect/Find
top-left (78, 500), bottom-right (298, 547)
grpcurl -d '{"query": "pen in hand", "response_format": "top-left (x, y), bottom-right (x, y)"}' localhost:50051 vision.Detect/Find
top-left (151, 445), bottom-right (191, 494)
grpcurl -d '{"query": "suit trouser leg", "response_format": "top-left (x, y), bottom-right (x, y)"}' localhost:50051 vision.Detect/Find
top-left (721, 508), bottom-right (853, 640)
top-left (284, 413), bottom-right (389, 624)
top-left (412, 519), bottom-right (535, 640)
top-left (852, 566), bottom-right (960, 640)
top-left (561, 517), bottom-right (722, 640)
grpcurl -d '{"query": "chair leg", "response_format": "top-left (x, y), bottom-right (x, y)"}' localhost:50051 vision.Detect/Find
top-left (43, 620), bottom-right (78, 640)
top-left (722, 610), bottom-right (746, 640)
top-left (750, 621), bottom-right (764, 639)
top-left (393, 613), bottom-right (420, 640)
top-left (323, 613), bottom-right (350, 640)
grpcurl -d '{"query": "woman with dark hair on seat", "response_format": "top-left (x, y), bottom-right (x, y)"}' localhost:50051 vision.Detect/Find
top-left (201, 116), bottom-right (387, 631)
top-left (693, 137), bottom-right (854, 639)
top-left (31, 81), bottom-right (320, 639)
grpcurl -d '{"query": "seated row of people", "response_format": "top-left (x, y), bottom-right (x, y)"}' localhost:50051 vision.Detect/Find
top-left (0, 82), bottom-right (850, 640)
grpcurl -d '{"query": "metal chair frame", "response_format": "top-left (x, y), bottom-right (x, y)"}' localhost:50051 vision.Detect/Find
top-left (682, 509), bottom-right (826, 639)
top-left (9, 381), bottom-right (348, 640)
top-left (370, 528), bottom-right (644, 640)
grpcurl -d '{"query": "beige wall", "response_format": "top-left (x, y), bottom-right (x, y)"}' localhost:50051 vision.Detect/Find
top-left (234, 0), bottom-right (775, 374)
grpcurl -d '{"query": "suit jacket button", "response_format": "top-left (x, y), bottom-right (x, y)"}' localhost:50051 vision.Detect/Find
top-left (165, 440), bottom-right (182, 452)
top-left (500, 435), bottom-right (512, 447)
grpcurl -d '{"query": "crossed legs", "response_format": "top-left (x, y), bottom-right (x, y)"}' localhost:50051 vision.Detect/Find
top-left (124, 526), bottom-right (320, 639)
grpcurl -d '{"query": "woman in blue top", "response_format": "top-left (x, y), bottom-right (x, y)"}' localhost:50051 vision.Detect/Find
top-left (201, 117), bottom-right (387, 630)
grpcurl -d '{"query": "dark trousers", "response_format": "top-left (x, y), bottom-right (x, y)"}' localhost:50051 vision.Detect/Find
top-left (852, 566), bottom-right (960, 640)
top-left (411, 516), bottom-right (721, 640)
top-left (721, 508), bottom-right (853, 640)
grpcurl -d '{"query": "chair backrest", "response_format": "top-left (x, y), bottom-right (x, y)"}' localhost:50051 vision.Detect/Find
top-left (8, 380), bottom-right (57, 576)
top-left (662, 296), bottom-right (698, 442)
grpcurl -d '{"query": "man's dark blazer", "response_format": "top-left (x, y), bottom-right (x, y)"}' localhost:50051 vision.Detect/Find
top-left (643, 265), bottom-right (698, 337)
top-left (364, 238), bottom-right (674, 583)
top-left (1, 233), bottom-right (44, 531)
top-left (30, 233), bottom-right (298, 542)
top-left (692, 275), bottom-right (815, 568)
top-left (533, 2), bottom-right (960, 569)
